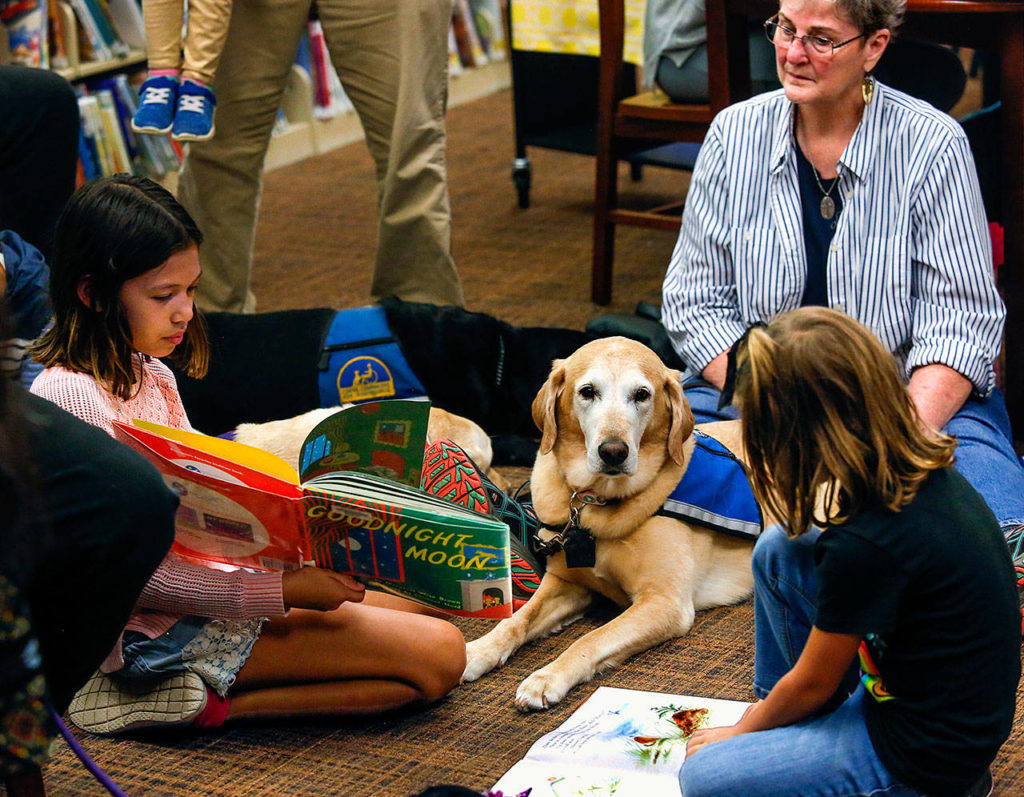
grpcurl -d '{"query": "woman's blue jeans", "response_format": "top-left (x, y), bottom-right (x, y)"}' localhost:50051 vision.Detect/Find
top-left (684, 381), bottom-right (1024, 528)
top-left (678, 526), bottom-right (921, 797)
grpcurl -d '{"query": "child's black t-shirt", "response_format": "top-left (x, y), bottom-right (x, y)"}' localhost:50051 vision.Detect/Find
top-left (814, 466), bottom-right (1020, 796)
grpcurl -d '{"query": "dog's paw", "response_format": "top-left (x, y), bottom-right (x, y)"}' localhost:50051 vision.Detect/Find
top-left (462, 638), bottom-right (510, 683)
top-left (514, 669), bottom-right (571, 712)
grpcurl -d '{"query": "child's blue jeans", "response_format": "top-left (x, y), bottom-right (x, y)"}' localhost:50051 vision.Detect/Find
top-left (678, 525), bottom-right (922, 797)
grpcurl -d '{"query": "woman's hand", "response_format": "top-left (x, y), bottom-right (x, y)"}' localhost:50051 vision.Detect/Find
top-left (282, 568), bottom-right (366, 611)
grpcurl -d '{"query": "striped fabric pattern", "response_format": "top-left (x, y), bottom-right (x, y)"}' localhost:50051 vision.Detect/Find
top-left (663, 82), bottom-right (1005, 396)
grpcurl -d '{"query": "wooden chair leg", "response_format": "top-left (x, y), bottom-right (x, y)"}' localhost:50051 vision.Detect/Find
top-left (591, 151), bottom-right (617, 305)
top-left (5, 764), bottom-right (47, 797)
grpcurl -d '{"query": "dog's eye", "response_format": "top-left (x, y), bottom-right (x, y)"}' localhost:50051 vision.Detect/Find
top-left (634, 387), bottom-right (652, 403)
top-left (578, 384), bottom-right (596, 400)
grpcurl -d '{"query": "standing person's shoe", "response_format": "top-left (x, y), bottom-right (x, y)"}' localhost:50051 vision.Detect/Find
top-left (131, 76), bottom-right (178, 134)
top-left (422, 439), bottom-right (544, 609)
top-left (171, 80), bottom-right (216, 142)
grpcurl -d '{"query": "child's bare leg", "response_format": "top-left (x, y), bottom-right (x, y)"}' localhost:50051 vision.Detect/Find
top-left (358, 589), bottom-right (452, 619)
top-left (226, 598), bottom-right (465, 720)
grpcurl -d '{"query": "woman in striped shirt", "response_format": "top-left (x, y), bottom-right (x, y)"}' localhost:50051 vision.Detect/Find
top-left (661, 0), bottom-right (1024, 597)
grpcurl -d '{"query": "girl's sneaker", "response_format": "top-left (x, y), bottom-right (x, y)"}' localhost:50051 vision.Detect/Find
top-left (172, 80), bottom-right (216, 142)
top-left (68, 670), bottom-right (208, 735)
top-left (421, 439), bottom-right (543, 609)
top-left (1004, 522), bottom-right (1024, 637)
top-left (131, 75), bottom-right (178, 134)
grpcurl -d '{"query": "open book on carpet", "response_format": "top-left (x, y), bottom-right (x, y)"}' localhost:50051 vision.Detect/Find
top-left (492, 686), bottom-right (750, 796)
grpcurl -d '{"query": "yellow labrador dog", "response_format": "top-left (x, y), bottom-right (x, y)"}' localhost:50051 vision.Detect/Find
top-left (235, 405), bottom-right (508, 492)
top-left (462, 337), bottom-right (756, 710)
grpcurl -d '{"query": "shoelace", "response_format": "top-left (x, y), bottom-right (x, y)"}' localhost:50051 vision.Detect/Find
top-left (1005, 525), bottom-right (1024, 589)
top-left (1007, 524), bottom-right (1024, 560)
top-left (178, 94), bottom-right (208, 114)
top-left (142, 86), bottom-right (173, 105)
top-left (483, 481), bottom-right (540, 547)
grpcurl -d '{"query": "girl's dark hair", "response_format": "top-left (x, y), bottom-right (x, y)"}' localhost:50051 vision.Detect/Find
top-left (735, 307), bottom-right (956, 537)
top-left (30, 175), bottom-right (208, 400)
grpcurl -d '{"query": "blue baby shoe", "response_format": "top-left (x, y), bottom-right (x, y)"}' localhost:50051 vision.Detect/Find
top-left (131, 75), bottom-right (179, 135)
top-left (171, 80), bottom-right (217, 142)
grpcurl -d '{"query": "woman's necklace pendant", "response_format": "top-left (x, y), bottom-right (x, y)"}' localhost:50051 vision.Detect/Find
top-left (820, 195), bottom-right (836, 220)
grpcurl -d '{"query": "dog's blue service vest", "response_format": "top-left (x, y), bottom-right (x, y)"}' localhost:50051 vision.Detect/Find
top-left (317, 307), bottom-right (426, 407)
top-left (655, 429), bottom-right (763, 540)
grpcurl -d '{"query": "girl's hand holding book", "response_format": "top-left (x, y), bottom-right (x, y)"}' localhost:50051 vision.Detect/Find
top-left (282, 568), bottom-right (367, 611)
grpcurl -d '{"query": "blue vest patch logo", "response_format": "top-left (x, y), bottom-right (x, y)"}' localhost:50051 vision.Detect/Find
top-left (336, 356), bottom-right (396, 403)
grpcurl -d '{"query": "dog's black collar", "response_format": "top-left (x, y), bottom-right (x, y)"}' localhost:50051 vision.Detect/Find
top-left (533, 490), bottom-right (606, 568)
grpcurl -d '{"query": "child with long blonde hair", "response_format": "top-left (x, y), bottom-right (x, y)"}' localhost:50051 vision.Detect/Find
top-left (30, 175), bottom-right (464, 734)
top-left (680, 307), bottom-right (1019, 797)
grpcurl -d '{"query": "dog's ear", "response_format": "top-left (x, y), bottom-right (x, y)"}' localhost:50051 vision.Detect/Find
top-left (532, 359), bottom-right (566, 455)
top-left (666, 372), bottom-right (694, 466)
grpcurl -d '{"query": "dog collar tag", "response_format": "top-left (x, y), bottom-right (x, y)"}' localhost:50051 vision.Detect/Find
top-left (576, 490), bottom-right (607, 506)
top-left (563, 525), bottom-right (596, 568)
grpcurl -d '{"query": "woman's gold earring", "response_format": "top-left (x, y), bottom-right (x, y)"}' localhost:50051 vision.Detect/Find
top-left (862, 74), bottom-right (874, 105)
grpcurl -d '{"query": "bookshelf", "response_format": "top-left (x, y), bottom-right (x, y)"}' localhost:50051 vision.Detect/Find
top-left (50, 1), bottom-right (146, 81)
top-left (36, 0), bottom-right (511, 188)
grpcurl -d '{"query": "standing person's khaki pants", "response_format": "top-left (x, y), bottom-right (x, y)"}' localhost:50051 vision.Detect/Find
top-left (177, 0), bottom-right (463, 313)
top-left (143, 0), bottom-right (232, 84)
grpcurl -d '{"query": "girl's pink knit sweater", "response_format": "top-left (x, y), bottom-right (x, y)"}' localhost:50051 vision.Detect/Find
top-left (31, 357), bottom-right (285, 671)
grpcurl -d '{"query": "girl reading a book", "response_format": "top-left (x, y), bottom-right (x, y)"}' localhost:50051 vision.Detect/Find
top-left (29, 174), bottom-right (465, 734)
top-left (678, 307), bottom-right (1020, 797)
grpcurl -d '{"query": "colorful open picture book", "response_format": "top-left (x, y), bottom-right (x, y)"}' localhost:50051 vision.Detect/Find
top-left (491, 686), bottom-right (751, 796)
top-left (114, 399), bottom-right (512, 618)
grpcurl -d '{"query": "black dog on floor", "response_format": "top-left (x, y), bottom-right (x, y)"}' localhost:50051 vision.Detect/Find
top-left (170, 298), bottom-right (594, 465)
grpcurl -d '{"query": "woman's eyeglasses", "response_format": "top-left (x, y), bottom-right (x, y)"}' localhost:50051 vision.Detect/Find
top-left (763, 17), bottom-right (867, 56)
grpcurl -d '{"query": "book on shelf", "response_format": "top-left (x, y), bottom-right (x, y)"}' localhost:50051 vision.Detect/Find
top-left (113, 398), bottom-right (514, 618)
top-left (103, 0), bottom-right (145, 50)
top-left (72, 6), bottom-right (99, 62)
top-left (491, 686), bottom-right (751, 797)
top-left (304, 19), bottom-right (352, 120)
top-left (77, 94), bottom-right (114, 175)
top-left (91, 75), bottom-right (140, 158)
top-left (94, 89), bottom-right (132, 172)
top-left (447, 26), bottom-right (464, 76)
top-left (76, 125), bottom-right (98, 181)
top-left (77, 76), bottom-right (181, 179)
top-left (451, 0), bottom-right (487, 68)
top-left (75, 86), bottom-right (132, 178)
top-left (1, 0), bottom-right (49, 68)
top-left (468, 0), bottom-right (507, 61)
top-left (47, 0), bottom-right (70, 69)
top-left (68, 0), bottom-right (108, 59)
top-left (69, 0), bottom-right (128, 62)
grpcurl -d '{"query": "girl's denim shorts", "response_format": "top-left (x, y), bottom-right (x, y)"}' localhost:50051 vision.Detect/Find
top-left (118, 615), bottom-right (264, 697)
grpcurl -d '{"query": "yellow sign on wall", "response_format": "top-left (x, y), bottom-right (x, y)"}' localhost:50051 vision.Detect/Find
top-left (510, 0), bottom-right (647, 65)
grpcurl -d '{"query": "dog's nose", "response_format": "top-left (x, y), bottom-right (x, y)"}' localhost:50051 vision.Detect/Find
top-left (598, 439), bottom-right (629, 467)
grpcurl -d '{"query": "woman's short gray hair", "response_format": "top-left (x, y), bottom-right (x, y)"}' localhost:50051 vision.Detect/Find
top-left (834, 0), bottom-right (905, 34)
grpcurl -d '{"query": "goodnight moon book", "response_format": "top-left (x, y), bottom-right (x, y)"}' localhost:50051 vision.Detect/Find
top-left (112, 399), bottom-right (512, 618)
top-left (492, 687), bottom-right (750, 797)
